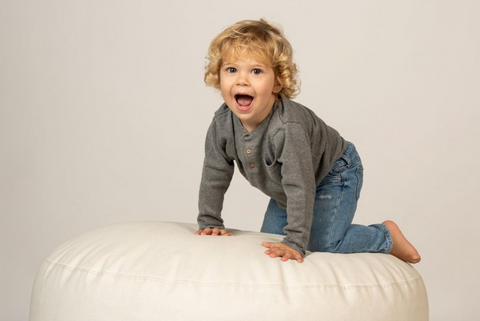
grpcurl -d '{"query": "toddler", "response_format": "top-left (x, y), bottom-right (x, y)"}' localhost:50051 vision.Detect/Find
top-left (195, 19), bottom-right (420, 264)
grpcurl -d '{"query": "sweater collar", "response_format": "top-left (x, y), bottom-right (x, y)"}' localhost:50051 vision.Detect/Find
top-left (232, 100), bottom-right (279, 137)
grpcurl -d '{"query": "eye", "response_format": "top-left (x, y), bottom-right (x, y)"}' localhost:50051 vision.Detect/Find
top-left (226, 67), bottom-right (237, 73)
top-left (252, 68), bottom-right (262, 75)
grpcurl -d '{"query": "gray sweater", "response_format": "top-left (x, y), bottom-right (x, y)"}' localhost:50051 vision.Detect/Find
top-left (197, 97), bottom-right (346, 256)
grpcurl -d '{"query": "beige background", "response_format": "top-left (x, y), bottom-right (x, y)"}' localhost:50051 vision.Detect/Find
top-left (1, 1), bottom-right (479, 320)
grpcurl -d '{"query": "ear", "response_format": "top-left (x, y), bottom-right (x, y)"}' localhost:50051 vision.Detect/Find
top-left (272, 84), bottom-right (283, 94)
top-left (273, 78), bottom-right (283, 94)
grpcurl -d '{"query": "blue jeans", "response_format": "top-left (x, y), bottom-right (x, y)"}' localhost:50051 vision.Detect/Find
top-left (260, 142), bottom-right (393, 254)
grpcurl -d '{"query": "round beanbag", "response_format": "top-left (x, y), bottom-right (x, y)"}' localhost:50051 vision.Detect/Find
top-left (30, 221), bottom-right (428, 321)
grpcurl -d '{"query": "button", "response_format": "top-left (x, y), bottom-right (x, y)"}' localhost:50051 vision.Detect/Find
top-left (250, 162), bottom-right (255, 168)
top-left (246, 148), bottom-right (252, 154)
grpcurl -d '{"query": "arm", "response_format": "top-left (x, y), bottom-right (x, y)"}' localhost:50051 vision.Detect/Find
top-left (272, 123), bottom-right (317, 258)
top-left (197, 119), bottom-right (235, 232)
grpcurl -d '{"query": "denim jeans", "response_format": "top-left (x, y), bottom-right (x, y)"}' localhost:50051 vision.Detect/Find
top-left (260, 142), bottom-right (393, 254)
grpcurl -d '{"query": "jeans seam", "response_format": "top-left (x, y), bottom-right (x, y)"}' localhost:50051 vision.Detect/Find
top-left (355, 166), bottom-right (363, 200)
top-left (325, 181), bottom-right (345, 250)
top-left (381, 224), bottom-right (394, 253)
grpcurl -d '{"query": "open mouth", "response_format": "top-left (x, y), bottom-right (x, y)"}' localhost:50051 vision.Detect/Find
top-left (235, 94), bottom-right (254, 111)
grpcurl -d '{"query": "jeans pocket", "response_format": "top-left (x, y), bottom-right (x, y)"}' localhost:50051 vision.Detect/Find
top-left (330, 157), bottom-right (349, 174)
top-left (318, 159), bottom-right (346, 188)
top-left (318, 172), bottom-right (342, 188)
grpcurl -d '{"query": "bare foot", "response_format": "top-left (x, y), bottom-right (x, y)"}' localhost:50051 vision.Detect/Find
top-left (383, 220), bottom-right (421, 263)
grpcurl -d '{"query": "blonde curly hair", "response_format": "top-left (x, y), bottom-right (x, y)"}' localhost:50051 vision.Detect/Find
top-left (204, 19), bottom-right (300, 99)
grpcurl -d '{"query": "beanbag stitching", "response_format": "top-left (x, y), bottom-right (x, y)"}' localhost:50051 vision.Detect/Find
top-left (43, 258), bottom-right (424, 291)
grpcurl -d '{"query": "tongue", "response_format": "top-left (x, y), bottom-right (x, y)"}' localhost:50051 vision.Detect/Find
top-left (236, 95), bottom-right (253, 106)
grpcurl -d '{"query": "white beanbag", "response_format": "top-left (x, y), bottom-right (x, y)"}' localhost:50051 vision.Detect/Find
top-left (29, 221), bottom-right (428, 320)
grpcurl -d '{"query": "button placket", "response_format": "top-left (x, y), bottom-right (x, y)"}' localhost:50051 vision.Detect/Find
top-left (246, 148), bottom-right (255, 169)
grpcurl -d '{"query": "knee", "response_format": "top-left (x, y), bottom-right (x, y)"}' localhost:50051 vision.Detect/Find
top-left (321, 242), bottom-right (340, 253)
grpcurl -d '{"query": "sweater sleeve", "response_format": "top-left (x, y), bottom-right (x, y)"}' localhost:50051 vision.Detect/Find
top-left (197, 119), bottom-right (235, 230)
top-left (274, 123), bottom-right (316, 257)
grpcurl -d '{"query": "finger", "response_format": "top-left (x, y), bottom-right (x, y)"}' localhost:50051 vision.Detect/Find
top-left (270, 248), bottom-right (285, 258)
top-left (262, 242), bottom-right (275, 248)
top-left (268, 248), bottom-right (279, 257)
top-left (211, 228), bottom-right (219, 236)
top-left (201, 227), bottom-right (211, 235)
top-left (220, 229), bottom-right (233, 236)
top-left (270, 246), bottom-right (284, 253)
top-left (294, 253), bottom-right (304, 263)
top-left (194, 230), bottom-right (202, 235)
top-left (269, 251), bottom-right (279, 258)
top-left (281, 252), bottom-right (293, 262)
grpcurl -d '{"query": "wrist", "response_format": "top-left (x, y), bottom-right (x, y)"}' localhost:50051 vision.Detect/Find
top-left (281, 240), bottom-right (305, 258)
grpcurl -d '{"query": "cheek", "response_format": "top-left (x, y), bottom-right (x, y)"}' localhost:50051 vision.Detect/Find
top-left (219, 83), bottom-right (232, 102)
top-left (220, 76), bottom-right (232, 90)
top-left (219, 80), bottom-right (228, 94)
top-left (258, 80), bottom-right (276, 96)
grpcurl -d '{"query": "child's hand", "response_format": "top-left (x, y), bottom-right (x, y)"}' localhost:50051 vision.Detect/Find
top-left (195, 227), bottom-right (234, 236)
top-left (262, 242), bottom-right (304, 263)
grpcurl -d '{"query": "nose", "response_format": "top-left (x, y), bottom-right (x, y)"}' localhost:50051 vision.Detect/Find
top-left (236, 71), bottom-right (250, 86)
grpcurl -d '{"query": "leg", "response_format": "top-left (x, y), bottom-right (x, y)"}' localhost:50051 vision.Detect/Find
top-left (260, 198), bottom-right (287, 236)
top-left (308, 142), bottom-right (393, 254)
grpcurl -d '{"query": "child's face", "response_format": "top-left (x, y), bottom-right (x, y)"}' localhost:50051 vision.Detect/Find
top-left (220, 53), bottom-right (282, 132)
